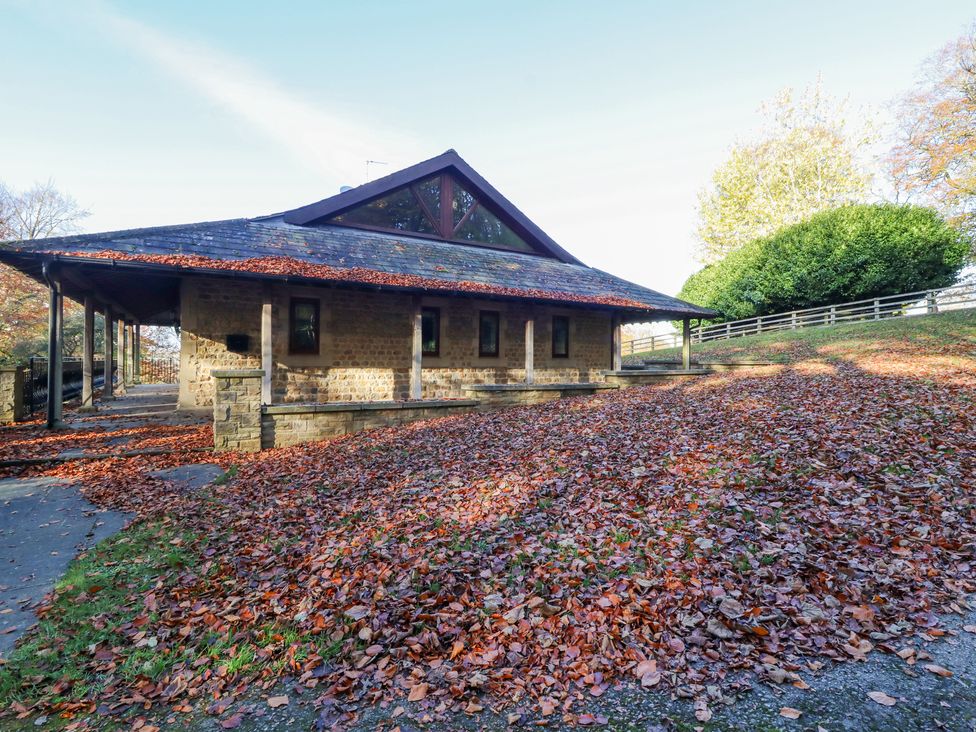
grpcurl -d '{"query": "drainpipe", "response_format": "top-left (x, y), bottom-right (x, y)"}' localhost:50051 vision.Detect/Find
top-left (42, 260), bottom-right (64, 429)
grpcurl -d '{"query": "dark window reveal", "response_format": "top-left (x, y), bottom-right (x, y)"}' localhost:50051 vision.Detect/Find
top-left (289, 298), bottom-right (320, 354)
top-left (479, 311), bottom-right (500, 357)
top-left (421, 307), bottom-right (440, 356)
top-left (552, 316), bottom-right (569, 358)
top-left (225, 334), bottom-right (250, 353)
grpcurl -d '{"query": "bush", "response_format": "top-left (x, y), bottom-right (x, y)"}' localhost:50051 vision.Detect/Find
top-left (678, 204), bottom-right (971, 322)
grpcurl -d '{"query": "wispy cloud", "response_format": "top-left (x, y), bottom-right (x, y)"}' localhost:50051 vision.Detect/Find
top-left (80, 2), bottom-right (420, 184)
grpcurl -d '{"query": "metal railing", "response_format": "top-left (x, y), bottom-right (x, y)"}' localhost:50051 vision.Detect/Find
top-left (623, 278), bottom-right (976, 355)
top-left (23, 358), bottom-right (111, 417)
top-left (140, 356), bottom-right (179, 384)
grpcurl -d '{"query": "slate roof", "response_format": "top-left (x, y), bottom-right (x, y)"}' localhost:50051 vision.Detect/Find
top-left (0, 216), bottom-right (713, 318)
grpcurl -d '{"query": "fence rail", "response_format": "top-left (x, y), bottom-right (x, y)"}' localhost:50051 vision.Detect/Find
top-left (623, 278), bottom-right (976, 356)
top-left (20, 356), bottom-right (179, 416)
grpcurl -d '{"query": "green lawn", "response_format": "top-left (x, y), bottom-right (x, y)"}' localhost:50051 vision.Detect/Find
top-left (628, 308), bottom-right (976, 364)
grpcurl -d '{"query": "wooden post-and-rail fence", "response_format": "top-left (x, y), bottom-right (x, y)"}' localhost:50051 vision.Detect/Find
top-left (623, 278), bottom-right (976, 356)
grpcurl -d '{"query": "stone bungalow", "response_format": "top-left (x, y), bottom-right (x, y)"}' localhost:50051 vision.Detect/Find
top-left (0, 151), bottom-right (713, 448)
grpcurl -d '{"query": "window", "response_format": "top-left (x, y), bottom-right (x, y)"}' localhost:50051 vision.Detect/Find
top-left (421, 307), bottom-right (440, 356)
top-left (289, 298), bottom-right (320, 354)
top-left (552, 316), bottom-right (569, 358)
top-left (326, 173), bottom-right (535, 253)
top-left (479, 311), bottom-right (500, 357)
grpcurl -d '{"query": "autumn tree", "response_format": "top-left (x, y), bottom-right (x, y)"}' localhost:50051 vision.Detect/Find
top-left (888, 24), bottom-right (976, 250)
top-left (696, 80), bottom-right (876, 264)
top-left (0, 181), bottom-right (90, 363)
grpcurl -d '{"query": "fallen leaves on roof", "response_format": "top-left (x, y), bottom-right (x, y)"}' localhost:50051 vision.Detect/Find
top-left (43, 250), bottom-right (656, 310)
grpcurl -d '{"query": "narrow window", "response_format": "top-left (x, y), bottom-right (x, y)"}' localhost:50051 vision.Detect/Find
top-left (479, 310), bottom-right (500, 357)
top-left (289, 298), bottom-right (320, 355)
top-left (552, 315), bottom-right (569, 358)
top-left (421, 307), bottom-right (440, 356)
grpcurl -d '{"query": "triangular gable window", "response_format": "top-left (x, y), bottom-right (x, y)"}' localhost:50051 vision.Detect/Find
top-left (329, 173), bottom-right (535, 254)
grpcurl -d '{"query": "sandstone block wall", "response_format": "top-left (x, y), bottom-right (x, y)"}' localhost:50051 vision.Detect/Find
top-left (0, 367), bottom-right (25, 424)
top-left (212, 369), bottom-right (263, 452)
top-left (180, 276), bottom-right (614, 408)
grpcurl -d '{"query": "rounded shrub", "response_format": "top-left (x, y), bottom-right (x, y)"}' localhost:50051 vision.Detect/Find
top-left (678, 204), bottom-right (971, 321)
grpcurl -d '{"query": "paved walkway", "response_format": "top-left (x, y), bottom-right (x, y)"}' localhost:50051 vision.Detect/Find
top-left (0, 476), bottom-right (131, 657)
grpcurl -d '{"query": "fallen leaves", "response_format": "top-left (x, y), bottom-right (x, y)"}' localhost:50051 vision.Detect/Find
top-left (868, 691), bottom-right (898, 706)
top-left (1, 333), bottom-right (974, 724)
top-left (923, 664), bottom-right (953, 678)
top-left (266, 695), bottom-right (289, 708)
top-left (780, 707), bottom-right (802, 719)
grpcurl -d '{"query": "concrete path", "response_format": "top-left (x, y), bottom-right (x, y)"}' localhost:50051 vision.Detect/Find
top-left (0, 476), bottom-right (131, 658)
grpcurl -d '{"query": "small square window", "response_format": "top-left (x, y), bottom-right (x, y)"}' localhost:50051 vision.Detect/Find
top-left (552, 315), bottom-right (569, 358)
top-left (479, 311), bottom-right (500, 357)
top-left (289, 298), bottom-right (320, 355)
top-left (421, 307), bottom-right (440, 356)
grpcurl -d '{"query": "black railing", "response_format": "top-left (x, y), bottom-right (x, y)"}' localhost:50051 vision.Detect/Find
top-left (140, 357), bottom-right (179, 384)
top-left (23, 357), bottom-right (111, 417)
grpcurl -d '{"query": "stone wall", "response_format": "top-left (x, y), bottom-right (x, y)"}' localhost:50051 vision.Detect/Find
top-left (462, 382), bottom-right (617, 410)
top-left (262, 400), bottom-right (479, 449)
top-left (0, 367), bottom-right (25, 424)
top-left (212, 369), bottom-right (263, 452)
top-left (179, 276), bottom-right (615, 407)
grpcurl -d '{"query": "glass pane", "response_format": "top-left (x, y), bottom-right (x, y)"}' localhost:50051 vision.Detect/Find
top-left (479, 312), bottom-right (499, 356)
top-left (291, 302), bottom-right (318, 352)
top-left (452, 179), bottom-right (477, 226)
top-left (422, 308), bottom-right (439, 355)
top-left (333, 187), bottom-right (437, 234)
top-left (453, 205), bottom-right (534, 252)
top-left (414, 176), bottom-right (441, 222)
top-left (552, 316), bottom-right (569, 357)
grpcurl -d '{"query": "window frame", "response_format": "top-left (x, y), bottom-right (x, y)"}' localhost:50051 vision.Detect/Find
top-left (551, 315), bottom-right (570, 358)
top-left (478, 310), bottom-right (501, 358)
top-left (421, 306), bottom-right (441, 357)
top-left (288, 297), bottom-right (321, 355)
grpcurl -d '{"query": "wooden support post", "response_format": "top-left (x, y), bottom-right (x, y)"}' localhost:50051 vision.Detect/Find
top-left (791, 312), bottom-right (797, 330)
top-left (117, 319), bottom-right (126, 395)
top-left (261, 290), bottom-right (273, 405)
top-left (133, 324), bottom-right (141, 384)
top-left (46, 275), bottom-right (64, 428)
top-left (681, 317), bottom-right (691, 370)
top-left (756, 316), bottom-right (763, 334)
top-left (726, 322), bottom-right (732, 339)
top-left (81, 297), bottom-right (95, 411)
top-left (927, 291), bottom-right (938, 314)
top-left (524, 316), bottom-right (535, 384)
top-left (103, 307), bottom-right (114, 399)
top-left (611, 315), bottom-right (622, 372)
top-left (410, 298), bottom-right (423, 399)
top-left (873, 299), bottom-right (880, 320)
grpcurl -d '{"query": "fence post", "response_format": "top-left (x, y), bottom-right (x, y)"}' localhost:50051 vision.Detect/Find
top-left (725, 322), bottom-right (731, 339)
top-left (927, 291), bottom-right (938, 314)
top-left (829, 306), bottom-right (836, 325)
top-left (873, 299), bottom-right (880, 320)
top-left (791, 312), bottom-right (797, 330)
top-left (756, 316), bottom-right (763, 334)
top-left (695, 325), bottom-right (703, 344)
top-left (650, 335), bottom-right (655, 352)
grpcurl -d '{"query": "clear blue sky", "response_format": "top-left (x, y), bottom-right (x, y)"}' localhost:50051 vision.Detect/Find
top-left (2, 0), bottom-right (974, 296)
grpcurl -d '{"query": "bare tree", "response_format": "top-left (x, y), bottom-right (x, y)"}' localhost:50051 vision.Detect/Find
top-left (0, 179), bottom-right (89, 241)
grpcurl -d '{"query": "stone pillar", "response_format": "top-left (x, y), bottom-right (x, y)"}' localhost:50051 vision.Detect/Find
top-left (80, 297), bottom-right (96, 411)
top-left (524, 316), bottom-right (535, 384)
top-left (611, 315), bottom-right (622, 372)
top-left (681, 317), bottom-right (691, 370)
top-left (409, 298), bottom-right (422, 400)
top-left (46, 278), bottom-right (64, 429)
top-left (212, 369), bottom-right (264, 452)
top-left (261, 289), bottom-right (273, 405)
top-left (0, 367), bottom-right (25, 424)
top-left (133, 323), bottom-right (141, 384)
top-left (103, 307), bottom-right (115, 399)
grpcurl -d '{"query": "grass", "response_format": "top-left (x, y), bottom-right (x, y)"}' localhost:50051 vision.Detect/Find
top-left (628, 308), bottom-right (976, 364)
top-left (0, 521), bottom-right (198, 708)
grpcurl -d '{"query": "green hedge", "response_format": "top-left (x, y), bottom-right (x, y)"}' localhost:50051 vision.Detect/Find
top-left (678, 204), bottom-right (970, 322)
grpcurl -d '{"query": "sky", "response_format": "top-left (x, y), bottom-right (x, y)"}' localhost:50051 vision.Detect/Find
top-left (1, 0), bottom-right (974, 299)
